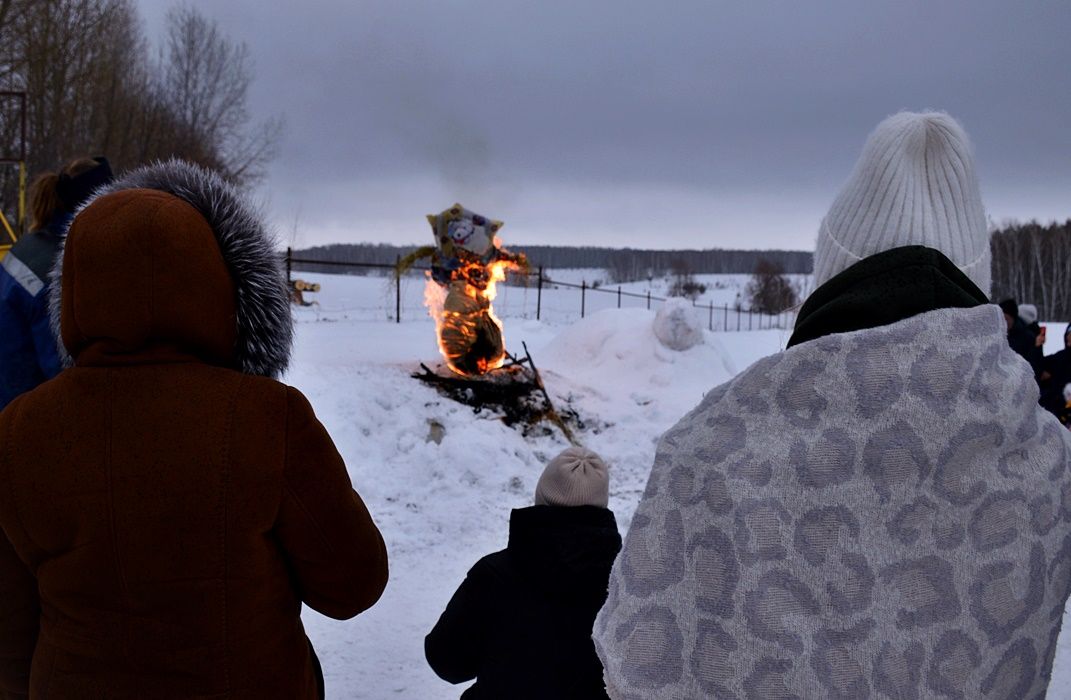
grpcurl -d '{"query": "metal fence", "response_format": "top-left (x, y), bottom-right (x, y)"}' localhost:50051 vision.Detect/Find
top-left (284, 249), bottom-right (799, 332)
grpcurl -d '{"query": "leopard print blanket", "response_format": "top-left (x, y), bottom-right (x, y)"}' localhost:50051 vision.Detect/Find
top-left (594, 304), bottom-right (1071, 699)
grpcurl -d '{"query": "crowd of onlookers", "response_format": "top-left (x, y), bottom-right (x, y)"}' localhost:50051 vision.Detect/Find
top-left (1, 110), bottom-right (1071, 699)
top-left (1000, 298), bottom-right (1071, 427)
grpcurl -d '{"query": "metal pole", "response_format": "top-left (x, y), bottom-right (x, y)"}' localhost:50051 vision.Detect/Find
top-left (395, 255), bottom-right (401, 323)
top-left (581, 280), bottom-right (586, 318)
top-left (536, 266), bottom-right (543, 321)
top-left (723, 305), bottom-right (728, 331)
top-left (708, 302), bottom-right (713, 331)
top-left (646, 290), bottom-right (651, 310)
top-left (16, 92), bottom-right (24, 234)
top-left (19, 92), bottom-right (25, 163)
top-left (18, 92), bottom-right (25, 234)
top-left (617, 286), bottom-right (621, 308)
top-left (737, 308), bottom-right (741, 331)
top-left (285, 247), bottom-right (292, 283)
top-left (17, 162), bottom-right (25, 233)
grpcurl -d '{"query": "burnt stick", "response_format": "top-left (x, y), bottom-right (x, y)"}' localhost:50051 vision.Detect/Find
top-left (522, 342), bottom-right (579, 447)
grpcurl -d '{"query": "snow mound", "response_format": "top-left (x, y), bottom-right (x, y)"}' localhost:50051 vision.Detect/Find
top-left (537, 308), bottom-right (730, 410)
top-left (653, 297), bottom-right (704, 351)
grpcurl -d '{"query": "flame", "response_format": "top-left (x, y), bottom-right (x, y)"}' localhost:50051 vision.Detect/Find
top-left (425, 256), bottom-right (522, 377)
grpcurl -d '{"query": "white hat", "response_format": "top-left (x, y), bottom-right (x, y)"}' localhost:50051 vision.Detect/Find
top-left (535, 447), bottom-right (609, 508)
top-left (1018, 304), bottom-right (1038, 325)
top-left (814, 112), bottom-right (990, 295)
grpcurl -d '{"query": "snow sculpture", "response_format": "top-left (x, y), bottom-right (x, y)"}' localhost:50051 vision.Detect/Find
top-left (654, 297), bottom-right (704, 351)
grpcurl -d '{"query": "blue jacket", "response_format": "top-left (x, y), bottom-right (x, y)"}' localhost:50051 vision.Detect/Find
top-left (0, 215), bottom-right (70, 411)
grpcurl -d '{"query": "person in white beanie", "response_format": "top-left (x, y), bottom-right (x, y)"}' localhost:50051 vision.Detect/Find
top-left (999, 297), bottom-right (1045, 373)
top-left (1018, 303), bottom-right (1039, 328)
top-left (426, 447), bottom-right (621, 699)
top-left (594, 112), bottom-right (1071, 699)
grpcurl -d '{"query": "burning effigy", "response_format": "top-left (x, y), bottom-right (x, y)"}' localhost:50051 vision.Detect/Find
top-left (398, 203), bottom-right (527, 376)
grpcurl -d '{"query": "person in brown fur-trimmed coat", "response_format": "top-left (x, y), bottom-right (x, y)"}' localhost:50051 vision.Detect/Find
top-left (0, 160), bottom-right (388, 699)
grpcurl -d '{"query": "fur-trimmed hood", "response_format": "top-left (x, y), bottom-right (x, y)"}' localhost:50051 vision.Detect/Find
top-left (49, 159), bottom-right (292, 378)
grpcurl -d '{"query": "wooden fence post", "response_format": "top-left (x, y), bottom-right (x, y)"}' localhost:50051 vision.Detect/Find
top-left (395, 255), bottom-right (401, 324)
top-left (536, 266), bottom-right (543, 321)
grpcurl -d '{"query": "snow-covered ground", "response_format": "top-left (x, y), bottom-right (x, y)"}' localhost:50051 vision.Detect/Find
top-left (285, 272), bottom-right (1071, 699)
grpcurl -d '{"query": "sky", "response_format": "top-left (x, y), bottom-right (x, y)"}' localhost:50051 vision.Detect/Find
top-left (135, 0), bottom-right (1071, 251)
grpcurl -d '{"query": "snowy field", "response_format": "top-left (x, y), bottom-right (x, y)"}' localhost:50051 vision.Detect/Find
top-left (288, 268), bottom-right (808, 332)
top-left (284, 272), bottom-right (1071, 699)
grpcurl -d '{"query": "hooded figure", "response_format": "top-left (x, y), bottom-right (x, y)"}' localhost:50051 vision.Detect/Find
top-left (594, 113), bottom-right (1071, 699)
top-left (999, 297), bottom-right (1044, 373)
top-left (0, 160), bottom-right (388, 698)
top-left (425, 447), bottom-right (622, 699)
top-left (0, 156), bottom-right (112, 410)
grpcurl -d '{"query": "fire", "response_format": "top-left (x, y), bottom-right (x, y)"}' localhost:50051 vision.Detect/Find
top-left (399, 204), bottom-right (528, 377)
top-left (425, 256), bottom-right (523, 376)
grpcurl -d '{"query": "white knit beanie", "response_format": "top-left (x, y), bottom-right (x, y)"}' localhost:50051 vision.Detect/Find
top-left (534, 447), bottom-right (609, 508)
top-left (814, 111), bottom-right (990, 295)
top-left (1018, 304), bottom-right (1038, 325)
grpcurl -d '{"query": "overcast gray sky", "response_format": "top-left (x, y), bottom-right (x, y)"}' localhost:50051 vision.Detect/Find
top-left (136, 0), bottom-right (1070, 250)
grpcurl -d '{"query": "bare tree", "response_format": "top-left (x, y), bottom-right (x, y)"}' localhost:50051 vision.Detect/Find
top-left (159, 5), bottom-right (282, 185)
top-left (0, 0), bottom-right (281, 224)
top-left (746, 258), bottom-right (798, 313)
top-left (667, 258), bottom-right (707, 301)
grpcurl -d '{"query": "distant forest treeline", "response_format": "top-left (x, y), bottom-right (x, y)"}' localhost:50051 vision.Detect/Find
top-left (289, 243), bottom-right (814, 279)
top-left (990, 219), bottom-right (1071, 320)
top-left (292, 220), bottom-right (1071, 320)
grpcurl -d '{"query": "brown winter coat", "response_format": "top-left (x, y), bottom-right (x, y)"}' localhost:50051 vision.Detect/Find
top-left (0, 162), bottom-right (388, 699)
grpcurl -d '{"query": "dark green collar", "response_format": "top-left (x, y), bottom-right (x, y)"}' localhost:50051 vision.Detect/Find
top-left (788, 246), bottom-right (989, 348)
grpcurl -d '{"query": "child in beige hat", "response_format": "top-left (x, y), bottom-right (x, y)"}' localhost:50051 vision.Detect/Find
top-left (426, 447), bottom-right (620, 699)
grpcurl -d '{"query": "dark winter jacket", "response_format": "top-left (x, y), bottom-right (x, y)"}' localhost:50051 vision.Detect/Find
top-left (0, 215), bottom-right (70, 410)
top-left (426, 505), bottom-right (621, 699)
top-left (1008, 316), bottom-right (1044, 374)
top-left (0, 161), bottom-right (388, 699)
top-left (1040, 347), bottom-right (1071, 415)
top-left (0, 157), bottom-right (112, 411)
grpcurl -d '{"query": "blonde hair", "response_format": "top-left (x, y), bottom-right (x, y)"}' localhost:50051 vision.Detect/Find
top-left (29, 157), bottom-right (101, 231)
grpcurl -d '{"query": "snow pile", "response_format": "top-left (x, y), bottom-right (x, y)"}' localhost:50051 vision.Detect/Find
top-left (652, 297), bottom-right (704, 351)
top-left (286, 304), bottom-right (759, 698)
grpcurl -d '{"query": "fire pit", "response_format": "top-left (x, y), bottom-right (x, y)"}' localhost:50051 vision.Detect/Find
top-left (412, 343), bottom-right (582, 442)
